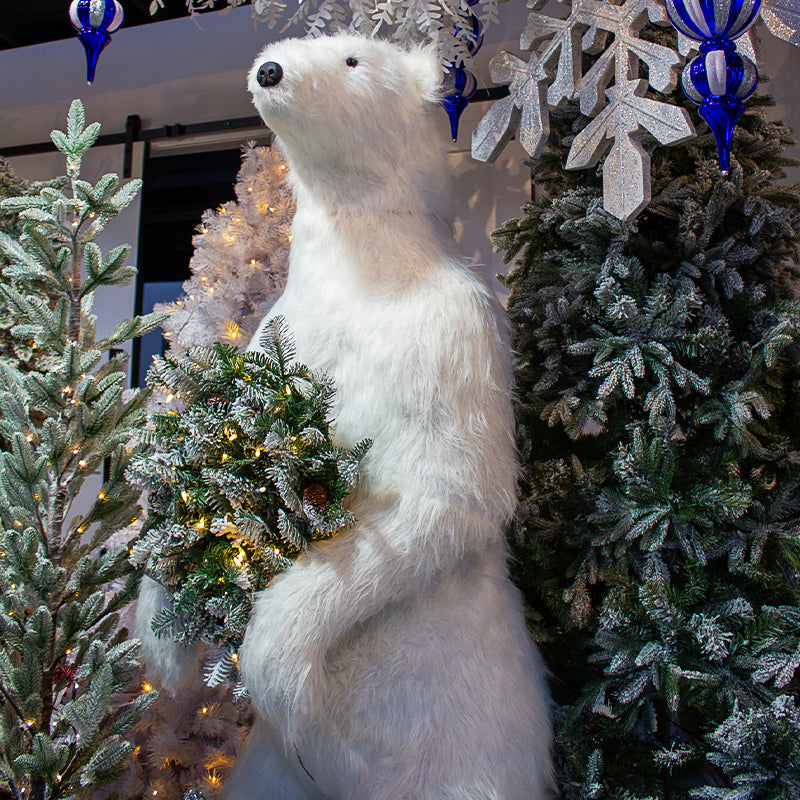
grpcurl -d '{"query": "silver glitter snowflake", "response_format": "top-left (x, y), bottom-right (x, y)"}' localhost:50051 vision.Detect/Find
top-left (472, 0), bottom-right (695, 221)
top-left (761, 0), bottom-right (800, 46)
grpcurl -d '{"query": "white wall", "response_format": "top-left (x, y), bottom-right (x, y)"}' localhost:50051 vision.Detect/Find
top-left (0, 4), bottom-right (533, 290)
top-left (1, 5), bottom-right (798, 302)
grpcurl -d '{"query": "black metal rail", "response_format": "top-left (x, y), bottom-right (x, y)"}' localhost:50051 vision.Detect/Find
top-left (0, 84), bottom-right (511, 174)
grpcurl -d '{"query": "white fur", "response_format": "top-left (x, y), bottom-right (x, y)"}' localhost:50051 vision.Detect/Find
top-left (135, 575), bottom-right (198, 692)
top-left (222, 34), bottom-right (555, 800)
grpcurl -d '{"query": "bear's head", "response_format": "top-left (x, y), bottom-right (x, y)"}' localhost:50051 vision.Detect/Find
top-left (248, 34), bottom-right (447, 211)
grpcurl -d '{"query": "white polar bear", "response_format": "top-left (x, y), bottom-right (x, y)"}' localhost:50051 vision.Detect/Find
top-left (216, 34), bottom-right (555, 800)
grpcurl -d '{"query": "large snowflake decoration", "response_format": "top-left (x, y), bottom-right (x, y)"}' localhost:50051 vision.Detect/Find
top-left (473, 0), bottom-right (695, 221)
top-left (474, 0), bottom-right (800, 221)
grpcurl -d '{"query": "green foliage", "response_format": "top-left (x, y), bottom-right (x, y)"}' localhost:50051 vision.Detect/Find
top-left (497, 76), bottom-right (800, 799)
top-left (0, 100), bottom-right (165, 800)
top-left (128, 318), bottom-right (371, 689)
top-left (0, 158), bottom-right (65, 374)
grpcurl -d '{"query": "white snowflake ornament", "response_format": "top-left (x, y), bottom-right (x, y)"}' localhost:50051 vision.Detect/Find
top-left (473, 0), bottom-right (694, 220)
top-left (471, 51), bottom-right (551, 163)
top-left (475, 0), bottom-right (799, 220)
top-left (761, 0), bottom-right (800, 45)
top-left (567, 78), bottom-right (695, 219)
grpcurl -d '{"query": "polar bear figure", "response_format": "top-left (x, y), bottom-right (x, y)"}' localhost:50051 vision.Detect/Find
top-left (222, 34), bottom-right (553, 800)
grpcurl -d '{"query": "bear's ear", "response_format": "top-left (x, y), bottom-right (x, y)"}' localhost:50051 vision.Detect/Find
top-left (404, 45), bottom-right (442, 103)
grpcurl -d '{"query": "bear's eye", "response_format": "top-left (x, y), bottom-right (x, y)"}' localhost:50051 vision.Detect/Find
top-left (346, 57), bottom-right (358, 68)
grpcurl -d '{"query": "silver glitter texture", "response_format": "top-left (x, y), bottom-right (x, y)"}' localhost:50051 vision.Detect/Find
top-left (761, 0), bottom-right (800, 45)
top-left (472, 51), bottom-right (551, 162)
top-left (472, 0), bottom-right (695, 220)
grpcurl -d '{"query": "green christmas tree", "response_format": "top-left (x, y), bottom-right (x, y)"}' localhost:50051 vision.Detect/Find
top-left (129, 319), bottom-right (370, 688)
top-left (495, 78), bottom-right (800, 798)
top-left (0, 157), bottom-right (62, 374)
top-left (0, 100), bottom-right (166, 800)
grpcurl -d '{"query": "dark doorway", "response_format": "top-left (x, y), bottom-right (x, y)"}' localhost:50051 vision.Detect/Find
top-left (132, 146), bottom-right (243, 386)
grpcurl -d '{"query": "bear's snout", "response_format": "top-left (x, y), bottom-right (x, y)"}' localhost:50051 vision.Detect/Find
top-left (256, 61), bottom-right (283, 88)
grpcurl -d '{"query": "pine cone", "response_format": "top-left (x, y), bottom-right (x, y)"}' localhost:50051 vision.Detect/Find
top-left (302, 483), bottom-right (328, 522)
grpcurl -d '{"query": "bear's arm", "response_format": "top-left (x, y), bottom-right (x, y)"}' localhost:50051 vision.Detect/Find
top-left (241, 484), bottom-right (507, 724)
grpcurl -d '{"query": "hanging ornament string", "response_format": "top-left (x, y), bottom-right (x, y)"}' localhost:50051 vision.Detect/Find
top-left (69, 0), bottom-right (124, 84)
top-left (442, 0), bottom-right (484, 142)
top-left (665, 0), bottom-right (761, 171)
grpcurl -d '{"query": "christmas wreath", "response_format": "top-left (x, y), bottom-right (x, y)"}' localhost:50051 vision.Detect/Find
top-left (128, 318), bottom-right (370, 687)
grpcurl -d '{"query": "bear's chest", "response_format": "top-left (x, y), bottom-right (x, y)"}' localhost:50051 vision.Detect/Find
top-left (265, 280), bottom-right (426, 451)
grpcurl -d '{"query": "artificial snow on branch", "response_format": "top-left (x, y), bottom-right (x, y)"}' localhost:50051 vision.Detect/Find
top-left (129, 320), bottom-right (370, 689)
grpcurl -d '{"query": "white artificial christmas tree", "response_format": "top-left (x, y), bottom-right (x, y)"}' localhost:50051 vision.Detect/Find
top-left (121, 676), bottom-right (252, 800)
top-left (118, 144), bottom-right (294, 800)
top-left (157, 143), bottom-right (294, 358)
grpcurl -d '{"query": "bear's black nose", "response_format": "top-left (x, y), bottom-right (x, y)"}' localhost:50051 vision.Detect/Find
top-left (257, 61), bottom-right (283, 88)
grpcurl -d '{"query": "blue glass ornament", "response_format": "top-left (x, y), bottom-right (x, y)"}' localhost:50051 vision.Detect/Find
top-left (442, 64), bottom-right (478, 142)
top-left (682, 44), bottom-right (757, 169)
top-left (69, 0), bottom-right (124, 84)
top-left (442, 2), bottom-right (483, 142)
top-left (665, 0), bottom-right (762, 171)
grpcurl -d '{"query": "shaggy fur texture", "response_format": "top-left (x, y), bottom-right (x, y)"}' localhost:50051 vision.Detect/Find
top-left (140, 33), bottom-right (554, 800)
top-left (136, 575), bottom-right (198, 692)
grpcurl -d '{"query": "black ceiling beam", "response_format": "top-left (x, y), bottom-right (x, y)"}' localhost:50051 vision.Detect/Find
top-left (123, 0), bottom-right (157, 19)
top-left (471, 85), bottom-right (510, 102)
top-left (0, 29), bottom-right (21, 48)
top-left (0, 0), bottom-right (221, 51)
top-left (0, 85), bottom-right (510, 160)
top-left (0, 115), bottom-right (269, 159)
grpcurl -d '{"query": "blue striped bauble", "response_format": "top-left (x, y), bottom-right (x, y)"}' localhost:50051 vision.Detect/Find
top-left (665, 0), bottom-right (762, 171)
top-left (665, 0), bottom-right (761, 42)
top-left (682, 46), bottom-right (758, 102)
top-left (442, 1), bottom-right (483, 142)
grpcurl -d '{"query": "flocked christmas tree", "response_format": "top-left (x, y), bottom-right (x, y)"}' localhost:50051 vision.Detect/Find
top-left (0, 100), bottom-right (166, 800)
top-left (157, 144), bottom-right (293, 359)
top-left (496, 65), bottom-right (800, 799)
top-left (0, 158), bottom-right (62, 375)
